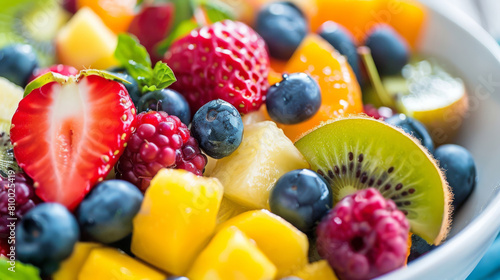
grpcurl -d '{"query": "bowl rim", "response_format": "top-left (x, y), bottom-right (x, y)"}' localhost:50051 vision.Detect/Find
top-left (379, 1), bottom-right (500, 279)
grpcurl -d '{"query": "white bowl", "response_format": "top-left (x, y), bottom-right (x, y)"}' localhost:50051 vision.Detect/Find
top-left (378, 1), bottom-right (500, 279)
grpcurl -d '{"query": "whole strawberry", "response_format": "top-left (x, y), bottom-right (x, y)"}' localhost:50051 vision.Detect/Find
top-left (116, 111), bottom-right (206, 192)
top-left (163, 20), bottom-right (270, 114)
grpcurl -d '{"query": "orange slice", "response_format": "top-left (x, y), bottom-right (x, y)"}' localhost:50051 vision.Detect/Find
top-left (271, 35), bottom-right (363, 142)
top-left (77, 0), bottom-right (136, 33)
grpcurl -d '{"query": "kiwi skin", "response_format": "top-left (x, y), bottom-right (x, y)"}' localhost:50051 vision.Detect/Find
top-left (295, 114), bottom-right (453, 245)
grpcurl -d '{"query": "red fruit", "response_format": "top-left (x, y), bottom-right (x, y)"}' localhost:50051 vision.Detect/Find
top-left (29, 64), bottom-right (79, 83)
top-left (0, 173), bottom-right (40, 239)
top-left (116, 111), bottom-right (206, 192)
top-left (128, 3), bottom-right (175, 63)
top-left (164, 20), bottom-right (270, 115)
top-left (0, 238), bottom-right (8, 257)
top-left (316, 188), bottom-right (409, 280)
top-left (363, 104), bottom-right (394, 120)
top-left (10, 74), bottom-right (136, 210)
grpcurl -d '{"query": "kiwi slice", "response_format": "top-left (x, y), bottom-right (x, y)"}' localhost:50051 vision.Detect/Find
top-left (295, 117), bottom-right (451, 245)
top-left (0, 0), bottom-right (69, 66)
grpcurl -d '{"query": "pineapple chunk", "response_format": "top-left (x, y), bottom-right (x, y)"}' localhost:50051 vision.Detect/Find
top-left (217, 210), bottom-right (309, 277)
top-left (187, 226), bottom-right (277, 280)
top-left (211, 121), bottom-right (309, 209)
top-left (53, 242), bottom-right (102, 280)
top-left (56, 7), bottom-right (118, 69)
top-left (292, 260), bottom-right (339, 280)
top-left (132, 169), bottom-right (223, 275)
top-left (78, 247), bottom-right (165, 280)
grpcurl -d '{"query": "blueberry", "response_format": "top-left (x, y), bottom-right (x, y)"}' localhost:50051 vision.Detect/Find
top-left (107, 69), bottom-right (141, 106)
top-left (266, 73), bottom-right (321, 125)
top-left (191, 99), bottom-right (243, 159)
top-left (385, 114), bottom-right (434, 153)
top-left (137, 89), bottom-right (191, 125)
top-left (434, 144), bottom-right (477, 210)
top-left (255, 2), bottom-right (308, 60)
top-left (269, 169), bottom-right (333, 233)
top-left (167, 277), bottom-right (190, 280)
top-left (16, 203), bottom-right (79, 275)
top-left (365, 25), bottom-right (409, 76)
top-left (77, 180), bottom-right (143, 244)
top-left (408, 234), bottom-right (435, 262)
top-left (318, 21), bottom-right (362, 84)
top-left (0, 44), bottom-right (39, 87)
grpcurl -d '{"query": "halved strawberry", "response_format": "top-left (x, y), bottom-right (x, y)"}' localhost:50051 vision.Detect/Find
top-left (10, 73), bottom-right (136, 210)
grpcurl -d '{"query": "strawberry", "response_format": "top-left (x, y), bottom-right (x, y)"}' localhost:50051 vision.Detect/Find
top-left (10, 72), bottom-right (136, 210)
top-left (163, 20), bottom-right (270, 115)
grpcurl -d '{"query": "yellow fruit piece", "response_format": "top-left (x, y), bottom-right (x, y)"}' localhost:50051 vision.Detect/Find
top-left (241, 106), bottom-right (267, 127)
top-left (211, 121), bottom-right (309, 209)
top-left (132, 169), bottom-right (223, 275)
top-left (292, 260), bottom-right (338, 280)
top-left (53, 242), bottom-right (102, 280)
top-left (187, 226), bottom-right (277, 280)
top-left (78, 247), bottom-right (165, 280)
top-left (217, 210), bottom-right (309, 277)
top-left (217, 197), bottom-right (248, 224)
top-left (56, 7), bottom-right (118, 70)
top-left (0, 77), bottom-right (23, 131)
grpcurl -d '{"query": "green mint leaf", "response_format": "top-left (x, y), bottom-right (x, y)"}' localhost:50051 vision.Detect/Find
top-left (151, 61), bottom-right (177, 90)
top-left (156, 20), bottom-right (199, 56)
top-left (199, 0), bottom-right (235, 23)
top-left (170, 0), bottom-right (196, 28)
top-left (114, 33), bottom-right (153, 87)
top-left (0, 258), bottom-right (41, 280)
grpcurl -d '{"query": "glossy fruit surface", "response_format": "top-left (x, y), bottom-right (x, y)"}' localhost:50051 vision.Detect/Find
top-left (132, 169), bottom-right (223, 275)
top-left (211, 121), bottom-right (309, 209)
top-left (16, 203), bottom-right (80, 275)
top-left (116, 111), bottom-right (206, 191)
top-left (273, 35), bottom-right (363, 142)
top-left (317, 188), bottom-right (409, 280)
top-left (188, 226), bottom-right (277, 280)
top-left (385, 114), bottom-right (434, 153)
top-left (137, 89), bottom-right (191, 125)
top-left (11, 73), bottom-right (136, 210)
top-left (78, 247), bottom-right (165, 280)
top-left (318, 21), bottom-right (362, 84)
top-left (164, 20), bottom-right (270, 114)
top-left (77, 0), bottom-right (136, 33)
top-left (77, 180), bottom-right (143, 244)
top-left (0, 44), bottom-right (39, 87)
top-left (266, 73), bottom-right (321, 125)
top-left (255, 2), bottom-right (308, 60)
top-left (128, 3), bottom-right (175, 63)
top-left (217, 210), bottom-right (308, 277)
top-left (434, 144), bottom-right (476, 210)
top-left (56, 7), bottom-right (119, 70)
top-left (191, 99), bottom-right (244, 159)
top-left (269, 169), bottom-right (332, 233)
top-left (107, 69), bottom-right (141, 107)
top-left (52, 242), bottom-right (102, 280)
top-left (365, 24), bottom-right (409, 76)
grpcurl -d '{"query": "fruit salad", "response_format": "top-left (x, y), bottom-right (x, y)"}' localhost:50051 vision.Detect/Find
top-left (0, 0), bottom-right (478, 279)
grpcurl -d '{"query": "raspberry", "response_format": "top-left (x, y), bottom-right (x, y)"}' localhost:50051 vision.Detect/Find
top-left (0, 173), bottom-right (39, 240)
top-left (116, 111), bottom-right (206, 192)
top-left (316, 188), bottom-right (409, 280)
top-left (164, 20), bottom-right (270, 114)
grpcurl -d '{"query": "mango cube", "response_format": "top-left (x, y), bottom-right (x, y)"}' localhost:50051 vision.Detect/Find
top-left (187, 226), bottom-right (277, 280)
top-left (132, 169), bottom-right (223, 275)
top-left (78, 247), bottom-right (165, 280)
top-left (53, 242), bottom-right (102, 280)
top-left (292, 260), bottom-right (339, 280)
top-left (217, 209), bottom-right (309, 277)
top-left (56, 7), bottom-right (118, 70)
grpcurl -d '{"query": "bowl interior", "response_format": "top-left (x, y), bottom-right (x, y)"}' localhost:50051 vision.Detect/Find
top-left (378, 1), bottom-right (500, 279)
